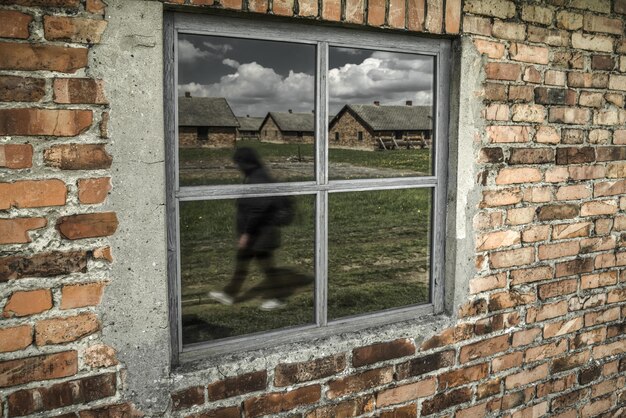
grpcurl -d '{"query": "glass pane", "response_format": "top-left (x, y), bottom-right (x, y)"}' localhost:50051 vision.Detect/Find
top-left (177, 34), bottom-right (316, 186)
top-left (180, 195), bottom-right (316, 344)
top-left (328, 188), bottom-right (431, 320)
top-left (328, 47), bottom-right (434, 180)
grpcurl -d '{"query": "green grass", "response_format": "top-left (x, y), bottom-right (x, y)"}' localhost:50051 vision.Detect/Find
top-left (178, 142), bottom-right (432, 344)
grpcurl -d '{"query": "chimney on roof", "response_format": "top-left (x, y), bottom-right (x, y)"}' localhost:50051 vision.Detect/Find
top-left (185, 92), bottom-right (191, 98)
top-left (288, 109), bottom-right (293, 113)
top-left (406, 100), bottom-right (412, 106)
top-left (374, 101), bottom-right (380, 106)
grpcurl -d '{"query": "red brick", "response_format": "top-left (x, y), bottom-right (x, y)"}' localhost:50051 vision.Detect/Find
top-left (549, 107), bottom-right (591, 124)
top-left (551, 351), bottom-right (591, 373)
top-left (527, 300), bottom-right (568, 322)
top-left (243, 385), bottom-right (320, 417)
top-left (275, 354), bottom-right (344, 386)
top-left (510, 266), bottom-right (553, 285)
top-left (61, 282), bottom-right (107, 309)
top-left (54, 78), bottom-right (107, 104)
top-left (522, 225), bottom-right (550, 243)
top-left (420, 326), bottom-right (473, 350)
top-left (538, 204), bottom-right (579, 221)
top-left (344, 0), bottom-right (363, 23)
top-left (482, 188), bottom-right (522, 207)
top-left (7, 373), bottom-right (116, 416)
top-left (327, 367), bottom-right (393, 398)
top-left (0, 144), bottom-right (33, 169)
top-left (305, 396), bottom-right (374, 418)
top-left (44, 144), bottom-right (112, 170)
top-left (77, 177), bottom-right (112, 205)
top-left (492, 20), bottom-right (525, 40)
top-left (508, 148), bottom-right (554, 165)
top-left (0, 42), bottom-right (88, 73)
top-left (425, 0), bottom-right (443, 33)
top-left (247, 0), bottom-right (268, 13)
top-left (3, 288), bottom-right (52, 318)
top-left (377, 404), bottom-right (416, 418)
top-left (0, 108), bottom-right (92, 136)
top-left (492, 352), bottom-right (523, 372)
top-left (593, 341), bottom-right (626, 359)
top-left (463, 15), bottom-right (491, 35)
top-left (35, 312), bottom-right (100, 345)
top-left (510, 43), bottom-right (549, 65)
top-left (78, 403), bottom-right (144, 418)
top-left (0, 351), bottom-right (77, 388)
top-left (0, 325), bottom-right (32, 353)
top-left (0, 10), bottom-right (32, 39)
top-left (460, 335), bottom-right (510, 363)
top-left (438, 363), bottom-right (488, 390)
top-left (525, 339), bottom-right (568, 362)
top-left (407, 0), bottom-right (425, 31)
top-left (538, 241), bottom-right (579, 261)
top-left (496, 167), bottom-right (541, 184)
top-left (505, 363), bottom-right (549, 389)
top-left (0, 250), bottom-right (88, 282)
top-left (470, 272), bottom-right (506, 293)
top-left (298, 0), bottom-right (317, 16)
top-left (485, 63), bottom-right (521, 81)
top-left (487, 125), bottom-right (530, 143)
top-left (543, 317), bottom-right (583, 338)
top-left (489, 247), bottom-right (535, 269)
top-left (0, 217), bottom-right (47, 244)
top-left (44, 16), bottom-right (107, 43)
top-left (352, 339), bottom-right (414, 367)
top-left (421, 387), bottom-right (472, 415)
top-left (367, 0), bottom-right (385, 26)
top-left (321, 0), bottom-right (339, 20)
top-left (488, 291), bottom-right (535, 311)
top-left (388, 0), bottom-right (405, 28)
top-left (56, 212), bottom-right (118, 240)
top-left (376, 378), bottom-right (436, 407)
top-left (444, 0), bottom-right (461, 33)
top-left (1, 0), bottom-right (79, 5)
top-left (207, 370), bottom-right (267, 400)
top-left (0, 76), bottom-right (45, 103)
top-left (172, 386), bottom-right (204, 411)
top-left (513, 328), bottom-right (541, 347)
top-left (86, 0), bottom-right (107, 14)
top-left (83, 344), bottom-right (118, 368)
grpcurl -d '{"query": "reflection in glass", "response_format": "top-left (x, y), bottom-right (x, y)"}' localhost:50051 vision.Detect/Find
top-left (180, 193), bottom-right (316, 344)
top-left (328, 188), bottom-right (431, 320)
top-left (328, 47), bottom-right (435, 180)
top-left (177, 34), bottom-right (316, 186)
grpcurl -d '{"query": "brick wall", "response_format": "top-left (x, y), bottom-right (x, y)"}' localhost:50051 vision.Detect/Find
top-left (0, 0), bottom-right (625, 418)
top-left (178, 126), bottom-right (237, 147)
top-left (329, 111), bottom-right (377, 150)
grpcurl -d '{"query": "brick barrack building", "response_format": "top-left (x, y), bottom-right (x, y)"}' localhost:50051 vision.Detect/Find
top-left (0, 1), bottom-right (625, 418)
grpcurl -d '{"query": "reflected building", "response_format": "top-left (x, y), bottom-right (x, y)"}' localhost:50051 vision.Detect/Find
top-left (259, 110), bottom-right (315, 144)
top-left (329, 101), bottom-right (432, 151)
top-left (236, 116), bottom-right (264, 141)
top-left (178, 93), bottom-right (239, 148)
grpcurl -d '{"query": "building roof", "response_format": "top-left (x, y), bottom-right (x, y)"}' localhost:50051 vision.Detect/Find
top-left (236, 116), bottom-right (264, 132)
top-left (265, 112), bottom-right (315, 132)
top-left (332, 104), bottom-right (432, 131)
top-left (178, 96), bottom-right (239, 127)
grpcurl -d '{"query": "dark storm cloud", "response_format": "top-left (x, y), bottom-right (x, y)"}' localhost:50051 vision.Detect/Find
top-left (177, 35), bottom-right (434, 117)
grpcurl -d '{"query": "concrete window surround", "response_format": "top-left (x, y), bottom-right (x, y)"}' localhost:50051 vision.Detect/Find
top-left (95, 1), bottom-right (479, 413)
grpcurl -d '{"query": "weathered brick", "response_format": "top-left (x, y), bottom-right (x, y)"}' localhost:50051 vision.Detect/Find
top-left (0, 144), bottom-right (33, 169)
top-left (352, 339), bottom-right (414, 368)
top-left (527, 26), bottom-right (568, 46)
top-left (545, 167), bottom-right (569, 182)
top-left (387, 0), bottom-right (405, 28)
top-left (569, 72), bottom-right (608, 88)
top-left (86, 0), bottom-right (107, 14)
top-left (521, 4), bottom-right (553, 25)
top-left (421, 387), bottom-right (472, 415)
top-left (0, 108), bottom-right (92, 136)
top-left (3, 288), bottom-right (52, 318)
top-left (510, 265), bottom-right (553, 285)
top-left (581, 200), bottom-right (617, 216)
top-left (476, 230), bottom-right (519, 252)
top-left (569, 166), bottom-right (606, 180)
top-left (328, 368), bottom-right (394, 399)
top-left (508, 148), bottom-right (553, 165)
top-left (54, 78), bottom-right (107, 104)
top-left (344, 0), bottom-right (364, 23)
top-left (535, 126), bottom-right (560, 144)
top-left (548, 107), bottom-right (590, 124)
top-left (0, 325), bottom-right (32, 353)
top-left (35, 313), bottom-right (100, 345)
top-left (556, 257), bottom-right (593, 277)
top-left (555, 185), bottom-right (591, 202)
top-left (592, 340), bottom-right (626, 359)
top-left (376, 378), bottom-right (436, 407)
top-left (535, 88), bottom-right (573, 105)
top-left (482, 188), bottom-right (522, 207)
top-left (0, 10), bottom-right (32, 39)
top-left (8, 373), bottom-right (116, 416)
top-left (460, 335), bottom-right (509, 363)
top-left (524, 66), bottom-right (542, 83)
top-left (470, 272), bottom-right (506, 294)
top-left (83, 344), bottom-right (118, 368)
top-left (522, 225), bottom-right (550, 243)
top-left (366, 0), bottom-right (384, 25)
top-left (572, 33), bottom-right (614, 53)
top-left (592, 55), bottom-right (615, 71)
top-left (538, 204), bottom-right (579, 221)
top-left (597, 146), bottom-right (626, 162)
top-left (496, 167), bottom-right (541, 184)
top-left (479, 147), bottom-right (504, 164)
top-left (505, 363), bottom-right (549, 389)
top-left (527, 300), bottom-right (568, 322)
top-left (570, 0), bottom-right (610, 13)
top-left (487, 125), bottom-right (530, 143)
top-left (510, 43), bottom-right (549, 65)
top-left (305, 396), bottom-right (374, 418)
top-left (523, 186), bottom-right (552, 203)
top-left (0, 351), bottom-right (77, 388)
top-left (44, 144), bottom-right (112, 170)
top-left (463, 15), bottom-right (491, 36)
top-left (321, 0), bottom-right (339, 20)
top-left (490, 247), bottom-right (534, 269)
top-left (543, 317), bottom-right (583, 338)
top-left (44, 16), bottom-right (107, 43)
top-left (509, 85), bottom-right (534, 102)
top-left (438, 363), bottom-right (488, 390)
top-left (244, 385), bottom-right (320, 416)
top-left (0, 250), bottom-right (88, 282)
top-left (396, 350), bottom-right (455, 379)
top-left (56, 212), bottom-right (118, 240)
top-left (407, 0), bottom-right (426, 31)
top-left (513, 328), bottom-right (541, 347)
top-left (444, 0), bottom-right (461, 34)
top-left (583, 15), bottom-right (622, 35)
top-left (172, 386), bottom-right (204, 411)
top-left (208, 370), bottom-right (267, 400)
top-left (78, 402), bottom-right (144, 418)
top-left (425, 0), bottom-right (443, 33)
top-left (0, 217), bottom-right (47, 244)
top-left (0, 42), bottom-right (87, 73)
top-left (556, 10), bottom-right (582, 30)
top-left (556, 147), bottom-right (595, 165)
top-left (61, 282), bottom-right (107, 309)
top-left (538, 278), bottom-right (577, 299)
top-left (545, 70), bottom-right (567, 86)
top-left (492, 21), bottom-right (526, 41)
top-left (0, 0), bottom-right (79, 5)
top-left (485, 63), bottom-right (521, 81)
top-left (275, 354), bottom-right (344, 386)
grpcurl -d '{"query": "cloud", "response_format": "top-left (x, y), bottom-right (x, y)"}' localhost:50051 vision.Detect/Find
top-left (203, 41), bottom-right (233, 54)
top-left (222, 58), bottom-right (240, 68)
top-left (177, 39), bottom-right (210, 63)
top-left (178, 61), bottom-right (315, 116)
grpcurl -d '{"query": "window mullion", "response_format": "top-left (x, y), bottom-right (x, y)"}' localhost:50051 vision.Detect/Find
top-left (315, 41), bottom-right (329, 327)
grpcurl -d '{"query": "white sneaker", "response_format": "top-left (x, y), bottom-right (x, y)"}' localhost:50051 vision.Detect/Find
top-left (260, 299), bottom-right (286, 311)
top-left (209, 291), bottom-right (234, 306)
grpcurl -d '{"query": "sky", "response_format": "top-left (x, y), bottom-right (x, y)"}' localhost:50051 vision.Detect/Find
top-left (178, 34), bottom-right (434, 117)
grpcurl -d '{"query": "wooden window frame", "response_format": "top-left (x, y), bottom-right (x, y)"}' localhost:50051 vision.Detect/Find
top-left (164, 12), bottom-right (452, 364)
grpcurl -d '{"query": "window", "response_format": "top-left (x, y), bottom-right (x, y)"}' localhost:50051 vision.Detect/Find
top-left (165, 13), bottom-right (451, 358)
top-left (197, 126), bottom-right (208, 141)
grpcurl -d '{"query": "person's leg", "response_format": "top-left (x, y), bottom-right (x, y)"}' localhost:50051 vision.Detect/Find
top-left (223, 247), bottom-right (253, 297)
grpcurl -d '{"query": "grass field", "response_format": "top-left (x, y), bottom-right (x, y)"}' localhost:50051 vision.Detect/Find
top-left (179, 142), bottom-right (432, 344)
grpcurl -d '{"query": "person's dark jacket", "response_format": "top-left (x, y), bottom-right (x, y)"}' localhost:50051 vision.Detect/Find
top-left (234, 148), bottom-right (280, 251)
